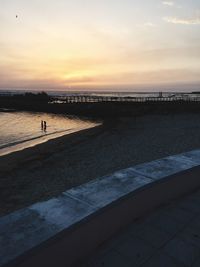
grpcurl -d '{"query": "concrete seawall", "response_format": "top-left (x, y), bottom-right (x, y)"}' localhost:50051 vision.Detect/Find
top-left (1, 149), bottom-right (200, 267)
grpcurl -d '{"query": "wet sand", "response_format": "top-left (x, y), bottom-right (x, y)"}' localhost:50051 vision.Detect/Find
top-left (1, 113), bottom-right (200, 216)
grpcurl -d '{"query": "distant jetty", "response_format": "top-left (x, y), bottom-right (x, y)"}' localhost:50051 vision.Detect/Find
top-left (50, 93), bottom-right (200, 103)
top-left (1, 92), bottom-right (200, 119)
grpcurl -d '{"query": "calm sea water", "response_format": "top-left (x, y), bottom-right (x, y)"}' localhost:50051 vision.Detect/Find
top-left (0, 111), bottom-right (98, 156)
top-left (0, 90), bottom-right (196, 98)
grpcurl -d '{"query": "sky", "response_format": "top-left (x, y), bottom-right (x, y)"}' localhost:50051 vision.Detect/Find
top-left (0, 0), bottom-right (200, 91)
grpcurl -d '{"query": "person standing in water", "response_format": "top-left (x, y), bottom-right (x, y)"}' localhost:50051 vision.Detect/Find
top-left (44, 121), bottom-right (47, 132)
top-left (41, 120), bottom-right (44, 130)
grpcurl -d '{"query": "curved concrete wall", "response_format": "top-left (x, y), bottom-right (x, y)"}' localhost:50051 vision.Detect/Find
top-left (1, 149), bottom-right (200, 267)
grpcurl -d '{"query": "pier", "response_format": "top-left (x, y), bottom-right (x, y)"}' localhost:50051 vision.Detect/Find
top-left (51, 94), bottom-right (200, 104)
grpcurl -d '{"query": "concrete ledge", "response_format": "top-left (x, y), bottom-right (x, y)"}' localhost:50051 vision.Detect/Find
top-left (1, 149), bottom-right (200, 267)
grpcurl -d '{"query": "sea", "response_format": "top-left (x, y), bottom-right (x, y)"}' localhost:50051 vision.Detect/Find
top-left (0, 89), bottom-right (198, 98)
top-left (0, 111), bottom-right (98, 156)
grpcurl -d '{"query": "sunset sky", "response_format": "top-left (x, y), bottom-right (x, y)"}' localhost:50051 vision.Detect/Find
top-left (0, 0), bottom-right (200, 91)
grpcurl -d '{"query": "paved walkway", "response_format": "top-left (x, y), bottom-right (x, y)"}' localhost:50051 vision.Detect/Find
top-left (82, 189), bottom-right (200, 267)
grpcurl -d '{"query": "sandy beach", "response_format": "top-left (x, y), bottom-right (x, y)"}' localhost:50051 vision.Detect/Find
top-left (1, 113), bottom-right (200, 216)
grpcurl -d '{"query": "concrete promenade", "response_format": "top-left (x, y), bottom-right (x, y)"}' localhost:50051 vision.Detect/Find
top-left (83, 188), bottom-right (200, 267)
top-left (1, 149), bottom-right (200, 267)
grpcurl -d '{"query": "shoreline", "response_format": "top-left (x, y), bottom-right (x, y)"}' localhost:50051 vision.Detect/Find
top-left (1, 113), bottom-right (200, 216)
top-left (0, 125), bottom-right (100, 157)
top-left (0, 110), bottom-right (101, 156)
top-left (0, 122), bottom-right (106, 173)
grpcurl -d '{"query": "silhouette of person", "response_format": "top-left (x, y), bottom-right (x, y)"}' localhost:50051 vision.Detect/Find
top-left (41, 120), bottom-right (44, 130)
top-left (44, 121), bottom-right (47, 132)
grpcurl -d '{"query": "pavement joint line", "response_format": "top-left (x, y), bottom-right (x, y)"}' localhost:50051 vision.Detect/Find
top-left (161, 239), bottom-right (200, 267)
top-left (63, 192), bottom-right (96, 208)
top-left (96, 201), bottom-right (200, 267)
top-left (129, 169), bottom-right (155, 180)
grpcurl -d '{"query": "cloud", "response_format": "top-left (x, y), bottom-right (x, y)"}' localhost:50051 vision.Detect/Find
top-left (136, 22), bottom-right (157, 28)
top-left (162, 1), bottom-right (174, 6)
top-left (164, 16), bottom-right (200, 25)
top-left (143, 22), bottom-right (156, 27)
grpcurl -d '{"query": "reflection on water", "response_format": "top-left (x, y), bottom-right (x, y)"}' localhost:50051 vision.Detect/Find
top-left (0, 111), bottom-right (99, 156)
